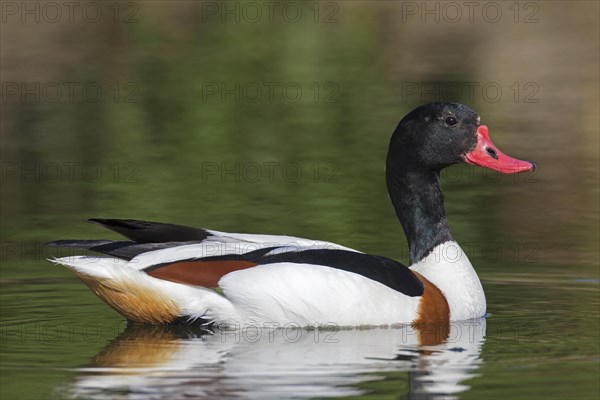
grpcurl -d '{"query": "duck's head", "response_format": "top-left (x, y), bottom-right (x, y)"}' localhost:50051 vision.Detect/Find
top-left (388, 103), bottom-right (536, 174)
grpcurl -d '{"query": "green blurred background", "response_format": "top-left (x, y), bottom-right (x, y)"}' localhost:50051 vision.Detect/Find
top-left (1, 1), bottom-right (598, 399)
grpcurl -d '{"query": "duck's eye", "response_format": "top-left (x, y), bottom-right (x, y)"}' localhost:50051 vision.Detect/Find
top-left (445, 116), bottom-right (458, 126)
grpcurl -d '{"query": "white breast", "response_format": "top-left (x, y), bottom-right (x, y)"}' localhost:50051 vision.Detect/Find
top-left (409, 241), bottom-right (486, 321)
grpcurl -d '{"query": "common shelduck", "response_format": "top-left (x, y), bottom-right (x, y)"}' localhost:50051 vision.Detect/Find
top-left (48, 103), bottom-right (535, 328)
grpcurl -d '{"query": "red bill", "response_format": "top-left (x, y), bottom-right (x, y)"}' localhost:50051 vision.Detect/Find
top-left (464, 125), bottom-right (536, 173)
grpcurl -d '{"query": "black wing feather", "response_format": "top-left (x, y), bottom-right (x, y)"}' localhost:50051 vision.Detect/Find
top-left (46, 239), bottom-right (118, 249)
top-left (90, 241), bottom-right (206, 260)
top-left (87, 219), bottom-right (211, 243)
top-left (46, 239), bottom-right (204, 260)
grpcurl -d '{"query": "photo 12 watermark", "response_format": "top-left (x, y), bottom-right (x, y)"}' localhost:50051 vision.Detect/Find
top-left (1, 82), bottom-right (139, 104)
top-left (1, 162), bottom-right (140, 184)
top-left (439, 163), bottom-right (540, 184)
top-left (2, 241), bottom-right (105, 264)
top-left (1, 1), bottom-right (140, 23)
top-left (398, 1), bottom-right (540, 24)
top-left (0, 321), bottom-right (128, 343)
top-left (396, 240), bottom-right (540, 265)
top-left (199, 1), bottom-right (339, 24)
top-left (400, 81), bottom-right (540, 104)
top-left (200, 162), bottom-right (339, 183)
top-left (201, 81), bottom-right (339, 104)
top-left (216, 322), bottom-right (340, 344)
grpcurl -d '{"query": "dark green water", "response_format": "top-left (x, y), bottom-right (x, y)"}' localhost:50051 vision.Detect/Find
top-left (1, 1), bottom-right (598, 399)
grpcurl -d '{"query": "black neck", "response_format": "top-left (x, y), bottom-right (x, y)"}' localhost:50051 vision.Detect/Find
top-left (386, 162), bottom-right (453, 265)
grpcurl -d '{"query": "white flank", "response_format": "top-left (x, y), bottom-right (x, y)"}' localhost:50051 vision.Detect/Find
top-left (219, 263), bottom-right (421, 327)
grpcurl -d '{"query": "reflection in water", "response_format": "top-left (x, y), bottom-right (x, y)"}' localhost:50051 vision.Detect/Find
top-left (66, 319), bottom-right (486, 399)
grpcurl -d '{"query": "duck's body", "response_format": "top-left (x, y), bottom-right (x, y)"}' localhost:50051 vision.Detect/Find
top-left (53, 226), bottom-right (480, 326)
top-left (49, 103), bottom-right (534, 327)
